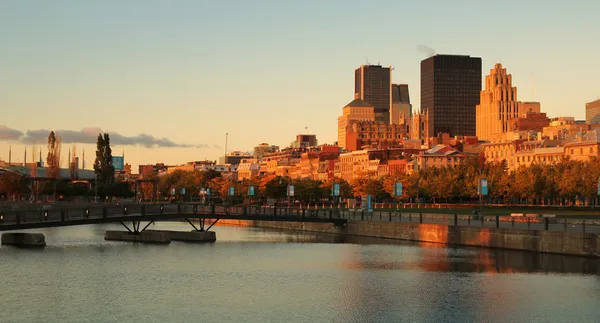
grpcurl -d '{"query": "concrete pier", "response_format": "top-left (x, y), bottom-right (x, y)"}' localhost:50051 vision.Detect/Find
top-left (104, 231), bottom-right (171, 244)
top-left (1, 233), bottom-right (46, 248)
top-left (146, 230), bottom-right (216, 243)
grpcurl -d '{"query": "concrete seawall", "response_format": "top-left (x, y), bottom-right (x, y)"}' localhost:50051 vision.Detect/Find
top-left (212, 219), bottom-right (600, 258)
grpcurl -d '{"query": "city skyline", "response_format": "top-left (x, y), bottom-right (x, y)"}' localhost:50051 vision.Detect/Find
top-left (2, 1), bottom-right (600, 168)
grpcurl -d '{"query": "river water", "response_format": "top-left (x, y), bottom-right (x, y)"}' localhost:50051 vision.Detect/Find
top-left (1, 223), bottom-right (600, 323)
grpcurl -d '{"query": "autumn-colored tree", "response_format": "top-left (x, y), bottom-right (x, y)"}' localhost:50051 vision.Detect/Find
top-left (291, 178), bottom-right (325, 203)
top-left (321, 178), bottom-right (353, 199)
top-left (352, 176), bottom-right (388, 200)
top-left (0, 171), bottom-right (29, 200)
top-left (263, 176), bottom-right (289, 199)
top-left (46, 131), bottom-right (61, 179)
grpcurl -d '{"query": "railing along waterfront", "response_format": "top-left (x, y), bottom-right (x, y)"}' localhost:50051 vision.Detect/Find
top-left (0, 204), bottom-right (599, 233)
top-left (338, 209), bottom-right (600, 233)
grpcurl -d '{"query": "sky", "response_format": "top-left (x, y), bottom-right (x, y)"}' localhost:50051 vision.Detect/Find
top-left (1, 0), bottom-right (599, 170)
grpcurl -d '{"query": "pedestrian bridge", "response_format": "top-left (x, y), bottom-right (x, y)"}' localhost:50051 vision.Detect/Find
top-left (0, 204), bottom-right (347, 233)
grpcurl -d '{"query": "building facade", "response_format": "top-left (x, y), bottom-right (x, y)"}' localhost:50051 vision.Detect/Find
top-left (219, 151), bottom-right (252, 165)
top-left (476, 64), bottom-right (520, 140)
top-left (343, 120), bottom-right (406, 151)
top-left (507, 112), bottom-right (549, 132)
top-left (355, 65), bottom-right (392, 123)
top-left (390, 84), bottom-right (411, 125)
top-left (291, 134), bottom-right (318, 149)
top-left (421, 55), bottom-right (482, 137)
top-left (586, 99), bottom-right (600, 124)
top-left (410, 112), bottom-right (429, 143)
top-left (337, 96), bottom-right (376, 150)
top-left (253, 143), bottom-right (279, 162)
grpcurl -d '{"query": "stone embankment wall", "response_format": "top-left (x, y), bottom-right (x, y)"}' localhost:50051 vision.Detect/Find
top-left (212, 219), bottom-right (600, 258)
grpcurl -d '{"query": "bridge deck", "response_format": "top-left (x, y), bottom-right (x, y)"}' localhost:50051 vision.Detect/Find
top-left (0, 204), bottom-right (346, 231)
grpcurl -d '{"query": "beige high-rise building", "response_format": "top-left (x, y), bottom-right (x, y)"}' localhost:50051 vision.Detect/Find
top-left (476, 64), bottom-right (520, 141)
top-left (476, 63), bottom-right (543, 141)
top-left (337, 95), bottom-right (375, 149)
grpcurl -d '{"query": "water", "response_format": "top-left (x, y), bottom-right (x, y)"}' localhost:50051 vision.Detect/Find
top-left (1, 223), bottom-right (600, 323)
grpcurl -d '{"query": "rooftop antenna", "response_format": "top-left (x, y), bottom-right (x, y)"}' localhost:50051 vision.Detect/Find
top-left (8, 146), bottom-right (11, 164)
top-left (82, 149), bottom-right (85, 169)
top-left (224, 133), bottom-right (229, 163)
top-left (531, 72), bottom-right (535, 101)
top-left (305, 126), bottom-right (308, 134)
top-left (364, 57), bottom-right (370, 65)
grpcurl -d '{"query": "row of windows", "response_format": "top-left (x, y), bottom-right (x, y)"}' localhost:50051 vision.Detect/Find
top-left (568, 147), bottom-right (595, 155)
top-left (360, 134), bottom-right (403, 139)
top-left (517, 155), bottom-right (561, 163)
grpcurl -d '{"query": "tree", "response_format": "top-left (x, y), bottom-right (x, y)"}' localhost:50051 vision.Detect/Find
top-left (94, 133), bottom-right (115, 185)
top-left (0, 171), bottom-right (29, 200)
top-left (321, 178), bottom-right (353, 199)
top-left (46, 131), bottom-right (61, 179)
top-left (352, 176), bottom-right (388, 200)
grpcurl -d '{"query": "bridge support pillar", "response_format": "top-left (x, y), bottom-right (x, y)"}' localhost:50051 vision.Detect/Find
top-left (2, 233), bottom-right (46, 248)
top-left (104, 230), bottom-right (170, 244)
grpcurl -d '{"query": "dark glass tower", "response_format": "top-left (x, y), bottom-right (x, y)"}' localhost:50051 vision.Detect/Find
top-left (421, 55), bottom-right (482, 137)
top-left (355, 65), bottom-right (392, 123)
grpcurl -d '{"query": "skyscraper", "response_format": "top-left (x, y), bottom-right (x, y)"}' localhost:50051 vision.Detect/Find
top-left (421, 55), bottom-right (482, 137)
top-left (586, 99), bottom-right (600, 124)
top-left (476, 63), bottom-right (541, 140)
top-left (355, 65), bottom-right (392, 124)
top-left (390, 84), bottom-right (411, 125)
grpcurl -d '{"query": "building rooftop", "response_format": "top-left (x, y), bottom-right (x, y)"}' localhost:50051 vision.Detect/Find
top-left (345, 98), bottom-right (373, 108)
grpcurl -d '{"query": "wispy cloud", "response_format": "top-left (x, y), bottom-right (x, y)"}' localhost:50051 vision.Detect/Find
top-left (0, 125), bottom-right (24, 141)
top-left (417, 44), bottom-right (436, 58)
top-left (3, 126), bottom-right (212, 148)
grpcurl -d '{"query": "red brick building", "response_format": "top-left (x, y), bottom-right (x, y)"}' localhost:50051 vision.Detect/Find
top-left (508, 112), bottom-right (550, 132)
top-left (344, 120), bottom-right (407, 151)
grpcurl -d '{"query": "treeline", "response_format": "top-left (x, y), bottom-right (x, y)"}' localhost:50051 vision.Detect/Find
top-left (153, 156), bottom-right (600, 206)
top-left (0, 171), bottom-right (134, 201)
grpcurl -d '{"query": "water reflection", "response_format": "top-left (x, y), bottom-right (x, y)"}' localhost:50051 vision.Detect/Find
top-left (255, 227), bottom-right (600, 275)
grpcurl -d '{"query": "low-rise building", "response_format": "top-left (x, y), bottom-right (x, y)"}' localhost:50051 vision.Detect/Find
top-left (237, 159), bottom-right (260, 181)
top-left (564, 129), bottom-right (600, 161)
top-left (407, 145), bottom-right (465, 175)
top-left (514, 140), bottom-right (564, 169)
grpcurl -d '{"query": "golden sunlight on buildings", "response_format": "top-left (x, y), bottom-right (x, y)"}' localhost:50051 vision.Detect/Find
top-left (476, 63), bottom-right (541, 141)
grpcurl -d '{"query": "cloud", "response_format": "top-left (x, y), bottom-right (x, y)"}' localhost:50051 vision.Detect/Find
top-left (417, 44), bottom-right (436, 58)
top-left (0, 125), bottom-right (24, 141)
top-left (7, 127), bottom-right (212, 148)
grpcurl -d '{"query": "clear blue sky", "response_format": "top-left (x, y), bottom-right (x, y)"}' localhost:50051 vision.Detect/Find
top-left (1, 0), bottom-right (599, 169)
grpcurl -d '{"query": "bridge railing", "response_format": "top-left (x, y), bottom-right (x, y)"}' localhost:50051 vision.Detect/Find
top-left (338, 210), bottom-right (600, 233)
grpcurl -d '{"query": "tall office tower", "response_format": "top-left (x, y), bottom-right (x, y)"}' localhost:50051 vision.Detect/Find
top-left (476, 63), bottom-right (542, 140)
top-left (476, 63), bottom-right (520, 140)
top-left (421, 55), bottom-right (482, 137)
top-left (355, 65), bottom-right (392, 124)
top-left (586, 99), bottom-right (600, 124)
top-left (390, 84), bottom-right (411, 125)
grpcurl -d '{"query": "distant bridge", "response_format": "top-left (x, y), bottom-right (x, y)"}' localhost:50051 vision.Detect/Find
top-left (0, 204), bottom-right (347, 233)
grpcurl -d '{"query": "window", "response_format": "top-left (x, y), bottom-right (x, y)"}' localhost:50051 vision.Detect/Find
top-left (571, 149), bottom-right (574, 154)
top-left (580, 148), bottom-right (583, 155)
